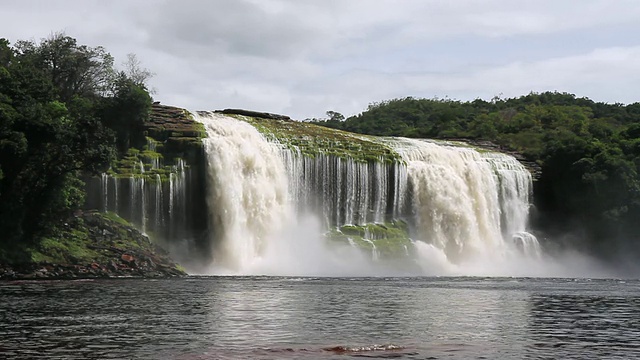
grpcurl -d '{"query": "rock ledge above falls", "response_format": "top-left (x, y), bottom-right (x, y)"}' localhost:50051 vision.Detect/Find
top-left (444, 138), bottom-right (542, 180)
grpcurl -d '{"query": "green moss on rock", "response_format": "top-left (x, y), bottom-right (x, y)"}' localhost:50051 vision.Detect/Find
top-left (228, 114), bottom-right (403, 164)
top-left (107, 140), bottom-right (186, 183)
top-left (326, 220), bottom-right (413, 258)
top-left (0, 212), bottom-right (186, 279)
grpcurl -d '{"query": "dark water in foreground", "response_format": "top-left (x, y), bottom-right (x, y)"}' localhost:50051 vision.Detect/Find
top-left (1, 277), bottom-right (639, 359)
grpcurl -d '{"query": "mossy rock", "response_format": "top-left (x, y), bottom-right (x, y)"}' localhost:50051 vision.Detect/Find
top-left (145, 104), bottom-right (206, 141)
top-left (0, 211), bottom-right (187, 279)
top-left (227, 114), bottom-right (404, 164)
top-left (326, 220), bottom-right (413, 258)
top-left (106, 137), bottom-right (189, 182)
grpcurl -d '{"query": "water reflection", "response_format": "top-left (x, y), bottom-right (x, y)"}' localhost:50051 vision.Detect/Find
top-left (0, 277), bottom-right (639, 359)
top-left (526, 292), bottom-right (640, 359)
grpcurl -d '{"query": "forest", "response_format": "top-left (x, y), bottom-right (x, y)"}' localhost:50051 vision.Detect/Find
top-left (0, 34), bottom-right (152, 262)
top-left (313, 94), bottom-right (640, 258)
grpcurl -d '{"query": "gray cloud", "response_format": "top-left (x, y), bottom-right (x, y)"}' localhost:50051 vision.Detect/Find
top-left (2, 0), bottom-right (640, 119)
top-left (139, 0), bottom-right (325, 60)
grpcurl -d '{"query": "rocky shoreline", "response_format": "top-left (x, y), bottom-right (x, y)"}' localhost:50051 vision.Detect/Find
top-left (0, 211), bottom-right (187, 280)
top-left (0, 258), bottom-right (185, 280)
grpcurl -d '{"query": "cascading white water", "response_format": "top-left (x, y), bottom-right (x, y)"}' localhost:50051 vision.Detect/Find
top-left (147, 139), bottom-right (161, 170)
top-left (197, 113), bottom-right (292, 271)
top-left (281, 149), bottom-right (405, 227)
top-left (101, 173), bottom-right (109, 212)
top-left (96, 157), bottom-right (190, 240)
top-left (363, 239), bottom-right (380, 261)
top-left (154, 174), bottom-right (163, 229)
top-left (196, 112), bottom-right (540, 275)
top-left (386, 138), bottom-right (538, 263)
top-left (113, 176), bottom-right (118, 214)
top-left (130, 175), bottom-right (146, 234)
top-left (482, 152), bottom-right (533, 237)
top-left (138, 161), bottom-right (147, 234)
top-left (168, 160), bottom-right (187, 229)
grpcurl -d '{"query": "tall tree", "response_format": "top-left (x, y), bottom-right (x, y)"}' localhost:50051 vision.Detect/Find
top-left (14, 32), bottom-right (114, 102)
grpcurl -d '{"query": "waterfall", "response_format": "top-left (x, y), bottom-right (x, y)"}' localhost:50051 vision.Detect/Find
top-left (113, 176), bottom-right (118, 214)
top-left (147, 138), bottom-right (161, 170)
top-left (101, 173), bottom-right (109, 212)
top-left (482, 152), bottom-right (534, 238)
top-left (191, 112), bottom-right (540, 274)
top-left (91, 157), bottom-right (194, 244)
top-left (139, 162), bottom-right (147, 234)
top-left (386, 138), bottom-right (537, 262)
top-left (363, 239), bottom-right (379, 261)
top-left (280, 149), bottom-right (406, 227)
top-left (154, 174), bottom-right (164, 229)
top-left (130, 176), bottom-right (147, 234)
top-left (197, 113), bottom-right (292, 271)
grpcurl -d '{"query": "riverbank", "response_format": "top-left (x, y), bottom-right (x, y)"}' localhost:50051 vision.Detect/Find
top-left (0, 211), bottom-right (186, 280)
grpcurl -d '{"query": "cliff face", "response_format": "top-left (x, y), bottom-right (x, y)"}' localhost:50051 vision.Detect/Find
top-left (84, 104), bottom-right (210, 266)
top-left (145, 104), bottom-right (206, 164)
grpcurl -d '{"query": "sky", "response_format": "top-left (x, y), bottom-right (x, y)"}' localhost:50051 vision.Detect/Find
top-left (3, 0), bottom-right (640, 120)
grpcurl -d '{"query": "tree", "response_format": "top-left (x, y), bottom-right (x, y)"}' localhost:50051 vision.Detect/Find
top-left (100, 74), bottom-right (152, 153)
top-left (0, 34), bottom-right (151, 245)
top-left (121, 53), bottom-right (155, 90)
top-left (14, 32), bottom-right (115, 102)
top-left (326, 110), bottom-right (345, 122)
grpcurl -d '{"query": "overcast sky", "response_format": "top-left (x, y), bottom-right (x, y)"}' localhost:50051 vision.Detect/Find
top-left (3, 0), bottom-right (640, 119)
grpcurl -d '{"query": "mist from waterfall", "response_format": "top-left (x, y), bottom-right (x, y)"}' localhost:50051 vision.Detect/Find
top-left (195, 113), bottom-right (608, 277)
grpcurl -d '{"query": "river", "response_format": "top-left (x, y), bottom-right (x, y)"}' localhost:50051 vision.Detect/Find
top-left (1, 277), bottom-right (639, 359)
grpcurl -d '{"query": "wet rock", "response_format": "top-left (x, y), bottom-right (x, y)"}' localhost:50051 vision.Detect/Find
top-left (444, 137), bottom-right (542, 180)
top-left (0, 212), bottom-right (187, 280)
top-left (214, 108), bottom-right (291, 121)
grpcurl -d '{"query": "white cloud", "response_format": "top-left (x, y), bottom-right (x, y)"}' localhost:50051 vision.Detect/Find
top-left (2, 0), bottom-right (640, 119)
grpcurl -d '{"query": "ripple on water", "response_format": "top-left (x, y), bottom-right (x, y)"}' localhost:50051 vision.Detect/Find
top-left (1, 277), bottom-right (640, 359)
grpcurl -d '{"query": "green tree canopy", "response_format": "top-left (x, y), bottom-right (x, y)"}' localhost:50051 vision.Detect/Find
top-left (0, 33), bottom-right (152, 247)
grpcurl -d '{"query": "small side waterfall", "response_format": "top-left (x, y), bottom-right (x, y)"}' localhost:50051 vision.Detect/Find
top-left (168, 159), bottom-right (189, 240)
top-left (147, 140), bottom-right (161, 170)
top-left (154, 174), bottom-right (164, 230)
top-left (91, 156), bottom-right (199, 244)
top-left (483, 152), bottom-right (534, 239)
top-left (101, 173), bottom-right (109, 212)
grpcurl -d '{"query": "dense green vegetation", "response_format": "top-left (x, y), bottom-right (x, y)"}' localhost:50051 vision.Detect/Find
top-left (0, 33), bottom-right (152, 261)
top-left (313, 94), bottom-right (640, 257)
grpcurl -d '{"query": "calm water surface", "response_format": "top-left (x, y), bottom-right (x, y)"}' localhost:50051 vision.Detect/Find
top-left (1, 276), bottom-right (639, 359)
